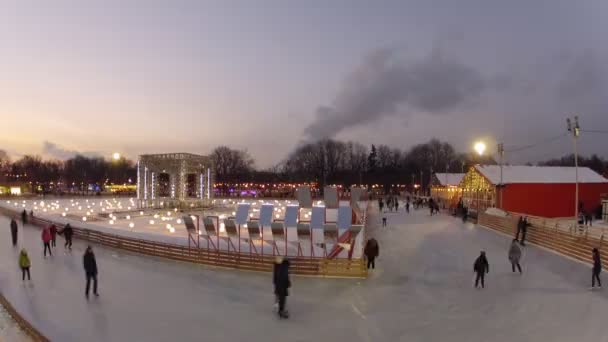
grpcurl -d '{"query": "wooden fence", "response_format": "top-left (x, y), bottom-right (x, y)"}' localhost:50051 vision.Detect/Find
top-left (479, 212), bottom-right (607, 265)
top-left (0, 207), bottom-right (367, 278)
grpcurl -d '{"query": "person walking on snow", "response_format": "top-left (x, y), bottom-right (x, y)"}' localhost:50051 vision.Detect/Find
top-left (274, 258), bottom-right (291, 318)
top-left (10, 218), bottom-right (18, 247)
top-left (41, 226), bottom-right (52, 257)
top-left (474, 251), bottom-right (490, 288)
top-left (19, 249), bottom-right (31, 281)
top-left (508, 239), bottom-right (522, 274)
top-left (591, 248), bottom-right (602, 289)
top-left (61, 223), bottom-right (74, 250)
top-left (49, 224), bottom-right (57, 247)
top-left (364, 238), bottom-right (379, 269)
top-left (83, 246), bottom-right (99, 298)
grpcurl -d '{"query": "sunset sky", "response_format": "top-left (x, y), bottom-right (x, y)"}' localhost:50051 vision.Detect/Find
top-left (1, 0), bottom-right (607, 167)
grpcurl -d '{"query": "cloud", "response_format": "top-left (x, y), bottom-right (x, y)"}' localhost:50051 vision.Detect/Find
top-left (303, 47), bottom-right (486, 141)
top-left (42, 141), bottom-right (100, 160)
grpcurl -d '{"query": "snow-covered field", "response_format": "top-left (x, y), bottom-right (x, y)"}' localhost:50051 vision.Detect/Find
top-left (1, 206), bottom-right (607, 341)
top-left (0, 197), bottom-right (365, 258)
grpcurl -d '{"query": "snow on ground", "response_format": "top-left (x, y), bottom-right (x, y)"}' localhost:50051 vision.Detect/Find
top-left (0, 197), bottom-right (365, 258)
top-left (1, 205), bottom-right (608, 341)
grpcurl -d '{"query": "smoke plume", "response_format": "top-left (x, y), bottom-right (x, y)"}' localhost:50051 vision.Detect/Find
top-left (303, 48), bottom-right (486, 140)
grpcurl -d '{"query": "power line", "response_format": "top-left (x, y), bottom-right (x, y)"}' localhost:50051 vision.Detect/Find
top-left (505, 132), bottom-right (567, 154)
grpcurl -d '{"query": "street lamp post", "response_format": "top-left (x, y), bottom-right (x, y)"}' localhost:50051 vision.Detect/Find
top-left (497, 143), bottom-right (504, 209)
top-left (567, 116), bottom-right (580, 228)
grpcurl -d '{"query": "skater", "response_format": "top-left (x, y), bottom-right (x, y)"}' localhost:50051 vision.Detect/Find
top-left (395, 199), bottom-right (399, 212)
top-left (508, 239), bottom-right (522, 274)
top-left (462, 207), bottom-right (468, 223)
top-left (83, 246), bottom-right (99, 298)
top-left (520, 217), bottom-right (529, 246)
top-left (19, 249), bottom-right (31, 281)
top-left (274, 258), bottom-right (290, 318)
top-left (50, 224), bottom-right (57, 247)
top-left (272, 257), bottom-right (282, 312)
top-left (406, 201), bottom-right (410, 213)
top-left (473, 251), bottom-right (489, 288)
top-left (10, 218), bottom-right (18, 247)
top-left (515, 217), bottom-right (524, 240)
top-left (41, 226), bottom-right (52, 257)
top-left (364, 238), bottom-right (379, 269)
top-left (21, 209), bottom-right (28, 224)
top-left (62, 223), bottom-right (74, 250)
top-left (378, 199), bottom-right (384, 213)
top-left (382, 217), bottom-right (387, 227)
top-left (592, 248), bottom-right (602, 289)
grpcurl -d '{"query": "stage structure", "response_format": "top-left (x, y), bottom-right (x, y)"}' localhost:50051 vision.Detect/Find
top-left (137, 153), bottom-right (213, 209)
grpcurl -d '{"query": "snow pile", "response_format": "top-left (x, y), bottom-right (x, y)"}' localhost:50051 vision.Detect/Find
top-left (485, 207), bottom-right (509, 217)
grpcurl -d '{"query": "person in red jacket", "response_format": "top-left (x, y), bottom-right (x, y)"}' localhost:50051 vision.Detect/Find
top-left (49, 224), bottom-right (57, 247)
top-left (41, 226), bottom-right (52, 257)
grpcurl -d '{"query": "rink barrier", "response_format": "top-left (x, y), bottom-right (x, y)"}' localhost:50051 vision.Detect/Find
top-left (0, 291), bottom-right (50, 342)
top-left (479, 213), bottom-right (608, 265)
top-left (0, 207), bottom-right (367, 278)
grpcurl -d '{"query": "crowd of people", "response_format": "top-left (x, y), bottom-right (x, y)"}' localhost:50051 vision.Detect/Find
top-left (8, 213), bottom-right (99, 298)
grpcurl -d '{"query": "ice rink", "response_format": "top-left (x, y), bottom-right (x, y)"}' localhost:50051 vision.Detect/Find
top-left (1, 204), bottom-right (607, 341)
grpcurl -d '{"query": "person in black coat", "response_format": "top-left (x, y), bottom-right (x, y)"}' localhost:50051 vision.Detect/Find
top-left (83, 246), bottom-right (99, 298)
top-left (62, 224), bottom-right (74, 250)
top-left (520, 217), bottom-right (529, 246)
top-left (473, 251), bottom-right (490, 288)
top-left (364, 238), bottom-right (380, 269)
top-left (10, 218), bottom-right (18, 247)
top-left (21, 209), bottom-right (27, 224)
top-left (592, 248), bottom-right (602, 289)
top-left (274, 259), bottom-right (291, 318)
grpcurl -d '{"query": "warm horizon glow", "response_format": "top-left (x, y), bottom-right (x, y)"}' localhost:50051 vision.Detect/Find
top-left (112, 152), bottom-right (121, 161)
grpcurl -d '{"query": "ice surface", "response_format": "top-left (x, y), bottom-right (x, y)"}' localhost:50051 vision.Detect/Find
top-left (1, 206), bottom-right (607, 341)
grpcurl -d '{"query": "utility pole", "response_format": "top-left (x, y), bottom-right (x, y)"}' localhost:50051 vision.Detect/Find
top-left (497, 143), bottom-right (504, 209)
top-left (567, 116), bottom-right (580, 228)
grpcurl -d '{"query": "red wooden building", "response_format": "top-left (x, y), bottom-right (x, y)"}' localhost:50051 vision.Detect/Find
top-left (460, 165), bottom-right (608, 218)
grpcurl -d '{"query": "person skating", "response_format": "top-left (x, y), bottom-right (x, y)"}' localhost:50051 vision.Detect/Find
top-left (62, 223), bottom-right (74, 250)
top-left (49, 224), bottom-right (57, 247)
top-left (83, 246), bottom-right (99, 298)
top-left (382, 217), bottom-right (387, 227)
top-left (21, 209), bottom-right (28, 224)
top-left (379, 199), bottom-right (384, 213)
top-left (395, 199), bottom-right (399, 212)
top-left (591, 248), bottom-right (602, 290)
top-left (19, 249), bottom-right (31, 281)
top-left (274, 258), bottom-right (291, 318)
top-left (41, 226), bottom-right (52, 257)
top-left (406, 202), bottom-right (410, 213)
top-left (10, 218), bottom-right (18, 247)
top-left (473, 251), bottom-right (489, 288)
top-left (364, 238), bottom-right (379, 269)
top-left (515, 217), bottom-right (524, 240)
top-left (520, 217), bottom-right (529, 246)
top-left (508, 239), bottom-right (522, 274)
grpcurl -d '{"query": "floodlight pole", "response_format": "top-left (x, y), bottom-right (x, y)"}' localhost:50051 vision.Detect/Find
top-left (497, 143), bottom-right (504, 209)
top-left (567, 116), bottom-right (580, 228)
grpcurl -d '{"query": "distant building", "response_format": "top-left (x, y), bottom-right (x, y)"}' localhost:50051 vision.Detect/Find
top-left (460, 165), bottom-right (608, 218)
top-left (430, 173), bottom-right (465, 203)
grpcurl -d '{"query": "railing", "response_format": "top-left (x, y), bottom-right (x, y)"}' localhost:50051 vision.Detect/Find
top-left (479, 212), bottom-right (607, 266)
top-left (0, 207), bottom-right (367, 278)
top-left (0, 292), bottom-right (50, 342)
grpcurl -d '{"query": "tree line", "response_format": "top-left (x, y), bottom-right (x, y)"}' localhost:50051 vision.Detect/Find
top-left (2, 139), bottom-right (607, 194)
